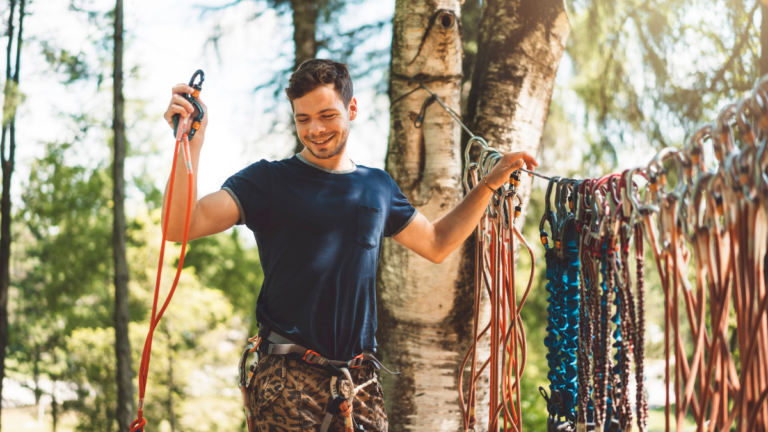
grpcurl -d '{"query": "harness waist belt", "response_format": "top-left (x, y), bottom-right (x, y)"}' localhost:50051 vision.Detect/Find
top-left (262, 330), bottom-right (400, 377)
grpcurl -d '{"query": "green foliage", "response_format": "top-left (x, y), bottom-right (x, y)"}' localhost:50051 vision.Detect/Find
top-left (64, 328), bottom-right (119, 432)
top-left (20, 141), bottom-right (114, 330)
top-left (567, 0), bottom-right (761, 156)
top-left (180, 230), bottom-right (264, 334)
top-left (128, 210), bottom-right (245, 432)
top-left (40, 41), bottom-right (90, 84)
top-left (11, 139), bottom-right (260, 430)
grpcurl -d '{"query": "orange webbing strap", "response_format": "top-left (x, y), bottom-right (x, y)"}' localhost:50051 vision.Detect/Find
top-left (130, 134), bottom-right (194, 432)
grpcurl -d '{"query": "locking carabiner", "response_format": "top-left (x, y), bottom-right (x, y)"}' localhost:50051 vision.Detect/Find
top-left (172, 69), bottom-right (206, 141)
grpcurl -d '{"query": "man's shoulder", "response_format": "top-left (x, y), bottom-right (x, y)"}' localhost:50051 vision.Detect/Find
top-left (354, 164), bottom-right (393, 182)
top-left (236, 157), bottom-right (296, 175)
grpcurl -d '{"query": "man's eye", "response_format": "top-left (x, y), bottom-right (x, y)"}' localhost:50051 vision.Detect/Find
top-left (323, 115), bottom-right (335, 119)
top-left (297, 118), bottom-right (308, 123)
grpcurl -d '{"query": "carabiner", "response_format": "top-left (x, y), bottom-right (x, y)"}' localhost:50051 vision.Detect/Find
top-left (172, 69), bottom-right (206, 141)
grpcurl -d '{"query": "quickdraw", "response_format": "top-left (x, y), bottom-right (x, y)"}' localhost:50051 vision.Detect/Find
top-left (457, 136), bottom-right (536, 432)
top-left (540, 176), bottom-right (581, 430)
top-left (403, 77), bottom-right (768, 431)
top-left (130, 70), bottom-right (204, 432)
top-left (539, 173), bottom-right (649, 432)
top-left (635, 77), bottom-right (768, 432)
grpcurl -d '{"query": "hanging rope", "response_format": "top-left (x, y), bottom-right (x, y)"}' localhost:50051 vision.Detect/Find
top-left (409, 76), bottom-right (768, 431)
top-left (540, 177), bottom-right (581, 428)
top-left (455, 134), bottom-right (535, 432)
top-left (130, 70), bottom-right (204, 432)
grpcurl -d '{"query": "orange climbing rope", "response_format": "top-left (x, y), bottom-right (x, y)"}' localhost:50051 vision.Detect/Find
top-left (458, 140), bottom-right (535, 432)
top-left (130, 71), bottom-right (203, 432)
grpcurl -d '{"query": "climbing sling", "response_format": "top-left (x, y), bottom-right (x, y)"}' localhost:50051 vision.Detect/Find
top-left (130, 70), bottom-right (204, 432)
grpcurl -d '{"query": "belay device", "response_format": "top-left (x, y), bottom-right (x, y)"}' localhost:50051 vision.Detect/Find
top-left (130, 70), bottom-right (204, 432)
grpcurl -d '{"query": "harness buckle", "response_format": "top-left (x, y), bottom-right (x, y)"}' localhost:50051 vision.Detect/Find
top-left (348, 354), bottom-right (364, 368)
top-left (303, 350), bottom-right (322, 364)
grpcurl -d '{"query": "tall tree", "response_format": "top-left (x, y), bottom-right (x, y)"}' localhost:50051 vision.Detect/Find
top-left (0, 0), bottom-right (24, 427)
top-left (378, 1), bottom-right (464, 429)
top-left (112, 0), bottom-right (134, 430)
top-left (461, 0), bottom-right (570, 427)
top-left (380, 0), bottom-right (569, 429)
top-left (289, 0), bottom-right (320, 154)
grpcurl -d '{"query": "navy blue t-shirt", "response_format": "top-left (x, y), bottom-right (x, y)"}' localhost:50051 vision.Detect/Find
top-left (221, 154), bottom-right (418, 360)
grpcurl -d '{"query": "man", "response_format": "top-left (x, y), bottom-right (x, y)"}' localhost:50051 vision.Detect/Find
top-left (161, 59), bottom-right (537, 431)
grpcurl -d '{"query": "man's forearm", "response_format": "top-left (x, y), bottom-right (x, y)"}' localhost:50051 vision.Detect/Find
top-left (430, 180), bottom-right (496, 262)
top-left (161, 133), bottom-right (203, 241)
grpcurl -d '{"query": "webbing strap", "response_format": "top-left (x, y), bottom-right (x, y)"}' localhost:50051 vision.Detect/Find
top-left (261, 330), bottom-right (401, 377)
top-left (320, 396), bottom-right (347, 432)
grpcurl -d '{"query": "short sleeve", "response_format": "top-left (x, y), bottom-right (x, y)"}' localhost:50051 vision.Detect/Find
top-left (384, 174), bottom-right (418, 237)
top-left (221, 160), bottom-right (271, 230)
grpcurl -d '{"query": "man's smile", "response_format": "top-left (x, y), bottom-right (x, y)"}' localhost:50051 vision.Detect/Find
top-left (309, 134), bottom-right (334, 146)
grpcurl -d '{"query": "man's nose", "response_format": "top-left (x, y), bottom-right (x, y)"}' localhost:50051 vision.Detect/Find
top-left (309, 119), bottom-right (326, 136)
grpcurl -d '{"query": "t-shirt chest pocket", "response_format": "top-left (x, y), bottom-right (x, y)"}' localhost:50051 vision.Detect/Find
top-left (356, 205), bottom-right (384, 250)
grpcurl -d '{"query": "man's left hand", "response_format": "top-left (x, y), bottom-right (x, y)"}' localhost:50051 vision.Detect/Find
top-left (484, 151), bottom-right (539, 189)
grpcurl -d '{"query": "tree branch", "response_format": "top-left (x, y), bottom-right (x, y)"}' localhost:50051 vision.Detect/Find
top-left (708, 0), bottom-right (760, 92)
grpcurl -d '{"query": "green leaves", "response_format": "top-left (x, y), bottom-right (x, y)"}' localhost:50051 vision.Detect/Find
top-left (41, 41), bottom-right (90, 84)
top-left (567, 0), bottom-right (761, 157)
top-left (13, 140), bottom-right (262, 430)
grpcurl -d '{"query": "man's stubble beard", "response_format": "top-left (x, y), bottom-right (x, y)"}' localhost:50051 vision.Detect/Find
top-left (303, 127), bottom-right (350, 160)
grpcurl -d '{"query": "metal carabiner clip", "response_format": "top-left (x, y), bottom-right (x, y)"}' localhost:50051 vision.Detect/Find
top-left (173, 69), bottom-right (206, 141)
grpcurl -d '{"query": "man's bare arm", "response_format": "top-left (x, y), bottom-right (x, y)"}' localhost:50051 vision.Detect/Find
top-left (167, 190), bottom-right (240, 241)
top-left (392, 151), bottom-right (538, 263)
top-left (161, 83), bottom-right (240, 242)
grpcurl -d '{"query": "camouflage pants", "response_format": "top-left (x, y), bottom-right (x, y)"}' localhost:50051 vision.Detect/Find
top-left (246, 354), bottom-right (388, 432)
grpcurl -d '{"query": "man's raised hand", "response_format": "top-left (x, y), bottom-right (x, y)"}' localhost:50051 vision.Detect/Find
top-left (484, 151), bottom-right (539, 189)
top-left (163, 84), bottom-right (208, 139)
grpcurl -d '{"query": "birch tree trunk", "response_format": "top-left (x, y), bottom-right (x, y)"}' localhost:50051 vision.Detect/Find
top-left (377, 1), bottom-right (464, 430)
top-left (380, 0), bottom-right (569, 430)
top-left (460, 1), bottom-right (570, 430)
top-left (113, 1), bottom-right (134, 430)
top-left (0, 1), bottom-right (23, 427)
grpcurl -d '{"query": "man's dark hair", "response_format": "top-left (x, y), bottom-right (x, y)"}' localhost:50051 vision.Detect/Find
top-left (285, 59), bottom-right (353, 108)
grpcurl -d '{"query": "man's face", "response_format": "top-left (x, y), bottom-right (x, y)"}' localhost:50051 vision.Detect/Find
top-left (293, 84), bottom-right (357, 159)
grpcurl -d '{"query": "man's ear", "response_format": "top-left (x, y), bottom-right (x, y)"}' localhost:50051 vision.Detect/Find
top-left (348, 97), bottom-right (358, 121)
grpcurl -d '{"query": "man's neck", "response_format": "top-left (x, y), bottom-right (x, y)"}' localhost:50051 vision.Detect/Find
top-left (299, 148), bottom-right (355, 171)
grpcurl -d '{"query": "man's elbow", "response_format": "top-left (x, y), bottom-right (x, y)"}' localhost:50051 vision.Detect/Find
top-left (429, 251), bottom-right (447, 264)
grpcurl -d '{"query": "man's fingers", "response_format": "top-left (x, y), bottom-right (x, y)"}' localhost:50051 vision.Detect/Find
top-left (171, 94), bottom-right (195, 114)
top-left (164, 104), bottom-right (191, 127)
top-left (171, 84), bottom-right (194, 95)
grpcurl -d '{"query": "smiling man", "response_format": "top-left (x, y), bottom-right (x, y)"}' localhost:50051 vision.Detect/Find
top-left (161, 59), bottom-right (537, 432)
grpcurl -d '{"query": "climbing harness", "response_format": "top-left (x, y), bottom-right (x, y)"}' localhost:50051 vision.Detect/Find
top-left (129, 70), bottom-right (204, 432)
top-left (237, 325), bottom-right (398, 432)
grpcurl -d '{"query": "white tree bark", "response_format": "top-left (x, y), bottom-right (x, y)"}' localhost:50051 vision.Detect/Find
top-left (378, 1), bottom-right (464, 431)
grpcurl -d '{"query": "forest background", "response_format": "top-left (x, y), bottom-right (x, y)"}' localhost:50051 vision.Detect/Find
top-left (0, 0), bottom-right (763, 431)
